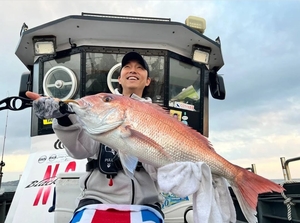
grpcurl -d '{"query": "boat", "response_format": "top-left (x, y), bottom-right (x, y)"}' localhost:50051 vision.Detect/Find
top-left (0, 12), bottom-right (299, 223)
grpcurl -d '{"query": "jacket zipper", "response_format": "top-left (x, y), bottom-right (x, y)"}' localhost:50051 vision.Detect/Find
top-left (131, 179), bottom-right (135, 204)
top-left (84, 169), bottom-right (94, 189)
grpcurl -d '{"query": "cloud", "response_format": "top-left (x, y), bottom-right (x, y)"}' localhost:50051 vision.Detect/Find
top-left (0, 0), bottom-right (300, 182)
top-left (1, 153), bottom-right (29, 182)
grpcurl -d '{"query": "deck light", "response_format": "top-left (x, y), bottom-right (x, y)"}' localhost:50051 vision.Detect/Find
top-left (192, 45), bottom-right (210, 64)
top-left (33, 36), bottom-right (56, 55)
top-left (185, 16), bottom-right (206, 34)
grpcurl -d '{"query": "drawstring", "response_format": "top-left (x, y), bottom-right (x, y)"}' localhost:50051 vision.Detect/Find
top-left (108, 175), bottom-right (113, 186)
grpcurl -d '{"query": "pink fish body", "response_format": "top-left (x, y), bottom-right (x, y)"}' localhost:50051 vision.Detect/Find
top-left (70, 93), bottom-right (284, 223)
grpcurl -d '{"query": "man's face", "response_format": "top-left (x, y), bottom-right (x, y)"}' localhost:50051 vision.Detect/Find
top-left (118, 60), bottom-right (151, 92)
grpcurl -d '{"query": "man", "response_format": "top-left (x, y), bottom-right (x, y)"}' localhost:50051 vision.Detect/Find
top-left (26, 52), bottom-right (164, 223)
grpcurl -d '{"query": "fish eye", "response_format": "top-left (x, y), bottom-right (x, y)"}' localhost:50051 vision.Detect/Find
top-left (103, 96), bottom-right (112, 102)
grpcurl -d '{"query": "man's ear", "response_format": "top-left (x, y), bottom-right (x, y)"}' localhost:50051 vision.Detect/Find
top-left (146, 77), bottom-right (151, 86)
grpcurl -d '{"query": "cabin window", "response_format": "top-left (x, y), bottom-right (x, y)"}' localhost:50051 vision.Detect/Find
top-left (143, 55), bottom-right (165, 104)
top-left (85, 53), bottom-right (165, 104)
top-left (85, 53), bottom-right (119, 95)
top-left (43, 54), bottom-right (81, 99)
top-left (169, 58), bottom-right (201, 112)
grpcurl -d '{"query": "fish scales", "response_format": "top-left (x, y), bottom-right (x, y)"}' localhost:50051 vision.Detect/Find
top-left (124, 98), bottom-right (230, 175)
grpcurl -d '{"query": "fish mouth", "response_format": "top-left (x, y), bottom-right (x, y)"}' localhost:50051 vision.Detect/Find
top-left (65, 98), bottom-right (90, 109)
top-left (78, 98), bottom-right (92, 108)
top-left (63, 99), bottom-right (78, 105)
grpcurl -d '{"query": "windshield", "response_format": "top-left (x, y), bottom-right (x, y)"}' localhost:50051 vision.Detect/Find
top-left (36, 50), bottom-right (204, 136)
top-left (85, 52), bottom-right (165, 103)
top-left (43, 54), bottom-right (81, 100)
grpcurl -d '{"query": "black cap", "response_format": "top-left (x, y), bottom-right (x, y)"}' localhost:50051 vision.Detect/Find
top-left (121, 52), bottom-right (149, 76)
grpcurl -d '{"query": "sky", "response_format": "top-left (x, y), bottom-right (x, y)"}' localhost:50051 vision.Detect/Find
top-left (0, 0), bottom-right (299, 182)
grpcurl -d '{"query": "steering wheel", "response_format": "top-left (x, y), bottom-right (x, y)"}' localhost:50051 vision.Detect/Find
top-left (43, 65), bottom-right (78, 101)
top-left (107, 63), bottom-right (121, 93)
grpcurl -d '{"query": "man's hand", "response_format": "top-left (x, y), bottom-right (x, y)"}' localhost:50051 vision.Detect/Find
top-left (25, 91), bottom-right (41, 100)
top-left (25, 91), bottom-right (67, 119)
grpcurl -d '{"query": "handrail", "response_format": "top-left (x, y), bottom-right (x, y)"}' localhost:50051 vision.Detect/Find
top-left (81, 13), bottom-right (171, 22)
top-left (280, 156), bottom-right (300, 181)
top-left (245, 164), bottom-right (257, 174)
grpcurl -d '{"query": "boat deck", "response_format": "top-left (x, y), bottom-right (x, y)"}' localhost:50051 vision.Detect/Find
top-left (0, 182), bottom-right (299, 222)
top-left (231, 182), bottom-right (300, 223)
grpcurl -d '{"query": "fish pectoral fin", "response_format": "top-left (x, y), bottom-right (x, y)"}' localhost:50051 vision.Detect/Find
top-left (119, 152), bottom-right (138, 179)
top-left (84, 121), bottom-right (123, 134)
top-left (121, 125), bottom-right (174, 162)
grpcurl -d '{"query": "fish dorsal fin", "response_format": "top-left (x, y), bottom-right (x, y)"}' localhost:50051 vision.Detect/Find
top-left (129, 95), bottom-right (169, 113)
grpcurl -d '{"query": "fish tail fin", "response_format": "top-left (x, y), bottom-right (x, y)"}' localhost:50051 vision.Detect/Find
top-left (229, 166), bottom-right (284, 223)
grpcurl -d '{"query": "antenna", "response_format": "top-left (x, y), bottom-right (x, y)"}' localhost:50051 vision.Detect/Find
top-left (0, 93), bottom-right (9, 189)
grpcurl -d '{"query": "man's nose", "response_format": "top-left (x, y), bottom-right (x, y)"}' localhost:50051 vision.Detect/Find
top-left (129, 67), bottom-right (137, 73)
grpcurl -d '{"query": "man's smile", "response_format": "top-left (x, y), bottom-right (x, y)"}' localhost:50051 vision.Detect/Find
top-left (127, 76), bottom-right (139, 80)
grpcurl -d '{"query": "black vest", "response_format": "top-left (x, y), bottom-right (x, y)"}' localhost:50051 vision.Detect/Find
top-left (86, 144), bottom-right (143, 178)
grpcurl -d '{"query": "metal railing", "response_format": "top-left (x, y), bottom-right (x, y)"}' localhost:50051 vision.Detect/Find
top-left (280, 156), bottom-right (300, 181)
top-left (245, 164), bottom-right (257, 174)
top-left (81, 12), bottom-right (171, 22)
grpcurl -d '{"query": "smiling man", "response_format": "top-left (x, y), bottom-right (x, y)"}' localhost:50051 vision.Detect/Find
top-left (117, 52), bottom-right (151, 98)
